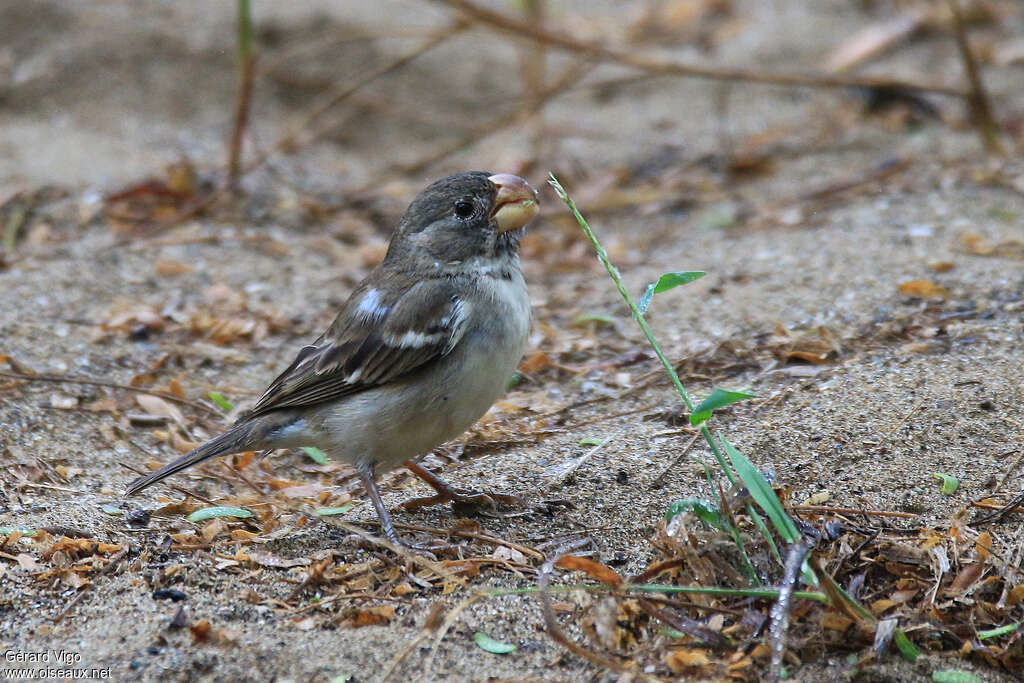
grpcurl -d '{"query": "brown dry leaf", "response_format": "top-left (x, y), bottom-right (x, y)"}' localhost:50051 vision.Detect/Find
top-left (957, 232), bottom-right (1024, 260)
top-left (190, 618), bottom-right (212, 642)
top-left (170, 532), bottom-right (200, 545)
top-left (153, 500), bottom-right (197, 517)
top-left (1007, 585), bottom-right (1024, 607)
top-left (770, 324), bottom-right (841, 364)
top-left (54, 465), bottom-right (81, 481)
top-left (518, 351), bottom-right (554, 374)
top-left (45, 537), bottom-right (121, 558)
top-left (266, 478), bottom-right (308, 491)
top-left (897, 279), bottom-right (949, 300)
top-left (870, 599), bottom-right (899, 614)
top-left (664, 649), bottom-right (712, 674)
top-left (154, 259), bottom-right (194, 277)
top-left (949, 562), bottom-right (985, 593)
top-left (86, 398), bottom-right (118, 413)
top-left (345, 606), bottom-right (395, 628)
top-left (821, 612), bottom-right (853, 631)
top-left (975, 531), bottom-right (993, 561)
top-left (233, 451), bottom-right (256, 471)
top-left (166, 379), bottom-right (186, 399)
top-left (190, 312), bottom-right (260, 345)
top-left (555, 555), bottom-right (623, 587)
top-left (278, 484), bottom-right (322, 499)
top-left (929, 261), bottom-right (955, 273)
top-left (200, 518), bottom-right (227, 543)
top-left (135, 394), bottom-right (185, 427)
top-left (105, 307), bottom-right (165, 332)
top-left (392, 582), bottom-right (416, 597)
top-left (170, 432), bottom-right (199, 454)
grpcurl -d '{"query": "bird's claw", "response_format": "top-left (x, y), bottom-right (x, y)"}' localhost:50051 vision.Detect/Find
top-left (400, 486), bottom-right (523, 513)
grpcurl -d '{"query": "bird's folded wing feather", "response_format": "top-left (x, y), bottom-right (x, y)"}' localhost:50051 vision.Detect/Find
top-left (242, 278), bottom-right (470, 418)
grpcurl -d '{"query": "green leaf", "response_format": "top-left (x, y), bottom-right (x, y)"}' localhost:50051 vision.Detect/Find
top-left (0, 527), bottom-right (36, 536)
top-left (301, 446), bottom-right (328, 465)
top-left (978, 621), bottom-right (1021, 640)
top-left (316, 504), bottom-right (355, 517)
top-left (893, 627), bottom-right (920, 662)
top-left (932, 472), bottom-right (959, 495)
top-left (722, 437), bottom-right (800, 543)
top-left (573, 312), bottom-right (616, 326)
top-left (665, 498), bottom-right (726, 530)
top-left (637, 271), bottom-right (705, 314)
top-left (186, 506), bottom-right (253, 522)
top-left (474, 632), bottom-right (517, 654)
top-left (208, 391), bottom-right (235, 412)
top-left (689, 388), bottom-right (754, 426)
top-left (101, 504), bottom-right (123, 516)
top-left (932, 671), bottom-right (981, 683)
top-left (579, 436), bottom-right (609, 447)
top-left (329, 676), bottom-right (351, 683)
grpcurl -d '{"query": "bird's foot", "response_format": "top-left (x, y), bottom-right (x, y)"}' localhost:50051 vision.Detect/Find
top-left (400, 486), bottom-right (523, 513)
top-left (401, 460), bottom-right (523, 513)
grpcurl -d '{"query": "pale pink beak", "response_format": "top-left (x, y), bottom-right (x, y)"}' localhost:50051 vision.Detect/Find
top-left (488, 174), bottom-right (539, 233)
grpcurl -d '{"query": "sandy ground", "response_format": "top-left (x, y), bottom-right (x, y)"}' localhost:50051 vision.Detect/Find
top-left (2, 1), bottom-right (1024, 681)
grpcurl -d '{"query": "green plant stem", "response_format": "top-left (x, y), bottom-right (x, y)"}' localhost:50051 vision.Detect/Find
top-left (549, 175), bottom-right (733, 481)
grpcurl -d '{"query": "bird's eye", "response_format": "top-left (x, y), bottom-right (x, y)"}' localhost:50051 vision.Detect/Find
top-left (453, 199), bottom-right (474, 219)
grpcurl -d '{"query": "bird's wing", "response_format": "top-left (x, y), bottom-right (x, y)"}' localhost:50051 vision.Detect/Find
top-left (243, 277), bottom-right (470, 417)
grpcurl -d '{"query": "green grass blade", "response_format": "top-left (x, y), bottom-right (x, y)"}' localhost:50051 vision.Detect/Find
top-left (690, 388), bottom-right (754, 426)
top-left (721, 437), bottom-right (800, 543)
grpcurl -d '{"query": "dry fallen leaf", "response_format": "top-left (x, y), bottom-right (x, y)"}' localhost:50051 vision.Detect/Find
top-left (897, 279), bottom-right (949, 300)
top-left (957, 232), bottom-right (1024, 260)
top-left (154, 259), bottom-right (195, 276)
top-left (135, 394), bottom-right (185, 427)
top-left (555, 555), bottom-right (623, 587)
top-left (665, 649), bottom-right (712, 674)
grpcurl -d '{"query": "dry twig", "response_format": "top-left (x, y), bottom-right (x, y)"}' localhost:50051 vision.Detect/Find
top-left (432, 0), bottom-right (965, 97)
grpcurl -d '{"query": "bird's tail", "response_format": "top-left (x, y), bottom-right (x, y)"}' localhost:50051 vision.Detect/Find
top-left (125, 420), bottom-right (268, 496)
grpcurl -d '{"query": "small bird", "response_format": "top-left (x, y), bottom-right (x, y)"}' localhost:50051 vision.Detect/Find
top-left (126, 172), bottom-right (539, 548)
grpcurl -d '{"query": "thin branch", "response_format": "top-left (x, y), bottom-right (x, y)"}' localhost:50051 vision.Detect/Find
top-left (945, 0), bottom-right (1004, 155)
top-left (260, 20), bottom-right (468, 165)
top-left (227, 0), bottom-right (257, 185)
top-left (432, 0), bottom-right (965, 97)
top-left (394, 55), bottom-right (593, 176)
top-left (0, 369), bottom-right (219, 416)
top-left (538, 540), bottom-right (631, 671)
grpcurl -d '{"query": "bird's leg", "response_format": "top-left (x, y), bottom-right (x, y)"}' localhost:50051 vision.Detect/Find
top-left (356, 462), bottom-right (404, 547)
top-left (355, 461), bottom-right (450, 558)
top-left (400, 460), bottom-right (523, 511)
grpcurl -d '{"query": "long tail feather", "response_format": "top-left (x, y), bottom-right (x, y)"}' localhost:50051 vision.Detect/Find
top-left (125, 422), bottom-right (259, 495)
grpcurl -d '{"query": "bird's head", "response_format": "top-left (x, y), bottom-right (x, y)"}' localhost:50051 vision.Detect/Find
top-left (385, 172), bottom-right (539, 272)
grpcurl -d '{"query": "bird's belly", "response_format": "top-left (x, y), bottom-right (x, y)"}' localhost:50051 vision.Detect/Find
top-left (317, 281), bottom-right (528, 474)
